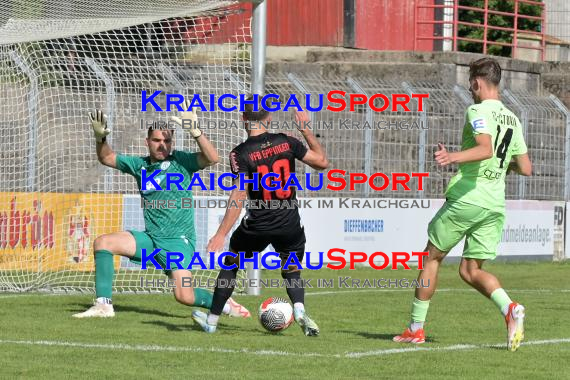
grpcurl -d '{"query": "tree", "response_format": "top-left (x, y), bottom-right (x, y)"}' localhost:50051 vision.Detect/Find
top-left (457, 0), bottom-right (543, 57)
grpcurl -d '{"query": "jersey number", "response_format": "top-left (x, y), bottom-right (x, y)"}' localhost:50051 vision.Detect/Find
top-left (257, 159), bottom-right (292, 200)
top-left (494, 125), bottom-right (513, 168)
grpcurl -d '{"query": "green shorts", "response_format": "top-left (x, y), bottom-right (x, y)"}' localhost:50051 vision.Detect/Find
top-left (128, 230), bottom-right (195, 275)
top-left (427, 201), bottom-right (505, 260)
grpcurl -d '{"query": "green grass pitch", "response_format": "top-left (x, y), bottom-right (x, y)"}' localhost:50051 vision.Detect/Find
top-left (1, 262), bottom-right (569, 379)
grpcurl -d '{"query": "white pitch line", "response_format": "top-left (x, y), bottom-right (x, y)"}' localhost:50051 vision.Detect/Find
top-left (1, 338), bottom-right (569, 359)
top-left (0, 339), bottom-right (329, 358)
top-left (345, 338), bottom-right (570, 358)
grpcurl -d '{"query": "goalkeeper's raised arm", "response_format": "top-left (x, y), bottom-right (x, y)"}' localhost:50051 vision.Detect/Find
top-left (170, 99), bottom-right (219, 169)
top-left (89, 109), bottom-right (117, 168)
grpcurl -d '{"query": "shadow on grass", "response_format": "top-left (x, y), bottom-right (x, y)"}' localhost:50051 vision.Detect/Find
top-left (142, 320), bottom-right (194, 332)
top-left (488, 344), bottom-right (507, 351)
top-left (212, 324), bottom-right (273, 336)
top-left (142, 318), bottom-right (268, 335)
top-left (339, 330), bottom-right (437, 343)
top-left (70, 303), bottom-right (185, 319)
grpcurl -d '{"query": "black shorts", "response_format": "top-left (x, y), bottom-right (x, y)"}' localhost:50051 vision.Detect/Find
top-left (229, 220), bottom-right (306, 262)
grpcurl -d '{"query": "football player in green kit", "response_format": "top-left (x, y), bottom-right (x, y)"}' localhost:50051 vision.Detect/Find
top-left (394, 58), bottom-right (532, 351)
top-left (73, 101), bottom-right (250, 319)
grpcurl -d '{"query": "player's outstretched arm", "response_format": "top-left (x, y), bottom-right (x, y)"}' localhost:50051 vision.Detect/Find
top-left (207, 178), bottom-right (248, 252)
top-left (435, 134), bottom-right (493, 166)
top-left (193, 133), bottom-right (219, 169)
top-left (89, 109), bottom-right (117, 168)
top-left (295, 110), bottom-right (329, 170)
top-left (170, 99), bottom-right (219, 169)
top-left (507, 153), bottom-right (532, 176)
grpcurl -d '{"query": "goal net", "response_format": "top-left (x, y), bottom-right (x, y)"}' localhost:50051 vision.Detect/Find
top-left (0, 0), bottom-right (254, 293)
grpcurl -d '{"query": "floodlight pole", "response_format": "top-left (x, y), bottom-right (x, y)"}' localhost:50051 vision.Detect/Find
top-left (246, 0), bottom-right (267, 296)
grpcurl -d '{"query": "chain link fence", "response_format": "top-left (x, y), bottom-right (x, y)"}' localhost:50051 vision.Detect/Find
top-left (265, 71), bottom-right (569, 201)
top-left (1, 64), bottom-right (568, 202)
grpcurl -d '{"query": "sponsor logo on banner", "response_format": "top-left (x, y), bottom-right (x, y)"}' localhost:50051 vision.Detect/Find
top-left (65, 202), bottom-right (93, 264)
top-left (0, 193), bottom-right (122, 271)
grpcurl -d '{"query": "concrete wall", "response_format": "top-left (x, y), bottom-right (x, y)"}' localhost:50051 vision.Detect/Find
top-left (268, 49), bottom-right (570, 108)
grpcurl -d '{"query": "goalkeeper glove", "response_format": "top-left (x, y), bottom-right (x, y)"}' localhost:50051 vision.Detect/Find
top-left (88, 110), bottom-right (110, 143)
top-left (170, 99), bottom-right (202, 138)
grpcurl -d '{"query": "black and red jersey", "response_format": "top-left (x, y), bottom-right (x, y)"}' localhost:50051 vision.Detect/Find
top-left (229, 132), bottom-right (308, 231)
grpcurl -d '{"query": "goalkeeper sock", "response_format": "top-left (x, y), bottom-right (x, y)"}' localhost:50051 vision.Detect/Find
top-left (410, 297), bottom-right (430, 332)
top-left (96, 297), bottom-right (112, 305)
top-left (209, 268), bottom-right (238, 316)
top-left (490, 288), bottom-right (512, 316)
top-left (192, 288), bottom-right (213, 309)
top-left (282, 271), bottom-right (304, 305)
top-left (95, 250), bottom-right (114, 299)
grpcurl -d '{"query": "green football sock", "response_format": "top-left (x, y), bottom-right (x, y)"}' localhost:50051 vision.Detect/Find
top-left (410, 297), bottom-right (430, 323)
top-left (490, 288), bottom-right (512, 316)
top-left (95, 250), bottom-right (114, 299)
top-left (192, 288), bottom-right (213, 309)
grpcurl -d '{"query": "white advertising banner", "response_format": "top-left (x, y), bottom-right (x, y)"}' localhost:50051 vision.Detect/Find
top-left (299, 198), bottom-right (434, 264)
top-left (299, 198), bottom-right (555, 264)
top-left (564, 202), bottom-right (570, 259)
top-left (123, 195), bottom-right (556, 266)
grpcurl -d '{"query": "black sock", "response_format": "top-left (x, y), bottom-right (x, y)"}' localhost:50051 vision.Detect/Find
top-left (282, 271), bottom-right (305, 305)
top-left (210, 268), bottom-right (238, 316)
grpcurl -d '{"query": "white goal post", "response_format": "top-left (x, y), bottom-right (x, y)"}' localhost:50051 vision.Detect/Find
top-left (0, 0), bottom-right (266, 295)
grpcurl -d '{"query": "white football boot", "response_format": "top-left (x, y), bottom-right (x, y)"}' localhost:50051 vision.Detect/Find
top-left (72, 302), bottom-right (115, 318)
top-left (294, 309), bottom-right (320, 336)
top-left (225, 297), bottom-right (251, 318)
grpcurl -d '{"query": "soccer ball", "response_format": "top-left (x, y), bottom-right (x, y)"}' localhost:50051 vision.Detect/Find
top-left (258, 297), bottom-right (294, 333)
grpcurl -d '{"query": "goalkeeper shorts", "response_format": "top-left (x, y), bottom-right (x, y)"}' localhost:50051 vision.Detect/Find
top-left (427, 201), bottom-right (505, 260)
top-left (128, 230), bottom-right (195, 275)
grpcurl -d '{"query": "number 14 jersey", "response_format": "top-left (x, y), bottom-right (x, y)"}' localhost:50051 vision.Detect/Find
top-left (445, 99), bottom-right (528, 212)
top-left (229, 132), bottom-right (308, 231)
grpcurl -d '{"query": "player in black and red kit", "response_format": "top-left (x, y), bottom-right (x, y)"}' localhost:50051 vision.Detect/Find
top-left (192, 96), bottom-right (329, 335)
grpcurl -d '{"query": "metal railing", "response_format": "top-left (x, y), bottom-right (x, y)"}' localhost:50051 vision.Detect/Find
top-left (415, 0), bottom-right (546, 60)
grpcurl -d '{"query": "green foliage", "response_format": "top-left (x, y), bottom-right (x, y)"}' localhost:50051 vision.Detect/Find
top-left (235, 43), bottom-right (251, 62)
top-left (457, 0), bottom-right (543, 57)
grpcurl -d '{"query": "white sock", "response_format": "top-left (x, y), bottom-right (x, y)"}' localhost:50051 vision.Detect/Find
top-left (503, 303), bottom-right (524, 317)
top-left (222, 302), bottom-right (231, 315)
top-left (293, 303), bottom-right (305, 314)
top-left (501, 304), bottom-right (511, 317)
top-left (410, 321), bottom-right (424, 332)
top-left (207, 313), bottom-right (220, 326)
top-left (96, 297), bottom-right (112, 305)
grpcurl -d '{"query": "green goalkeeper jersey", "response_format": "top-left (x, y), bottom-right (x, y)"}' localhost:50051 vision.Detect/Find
top-left (116, 150), bottom-right (200, 240)
top-left (445, 99), bottom-right (528, 212)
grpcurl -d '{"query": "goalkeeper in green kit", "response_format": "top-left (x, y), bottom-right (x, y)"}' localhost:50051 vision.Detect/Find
top-left (393, 58), bottom-right (532, 351)
top-left (73, 101), bottom-right (250, 319)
